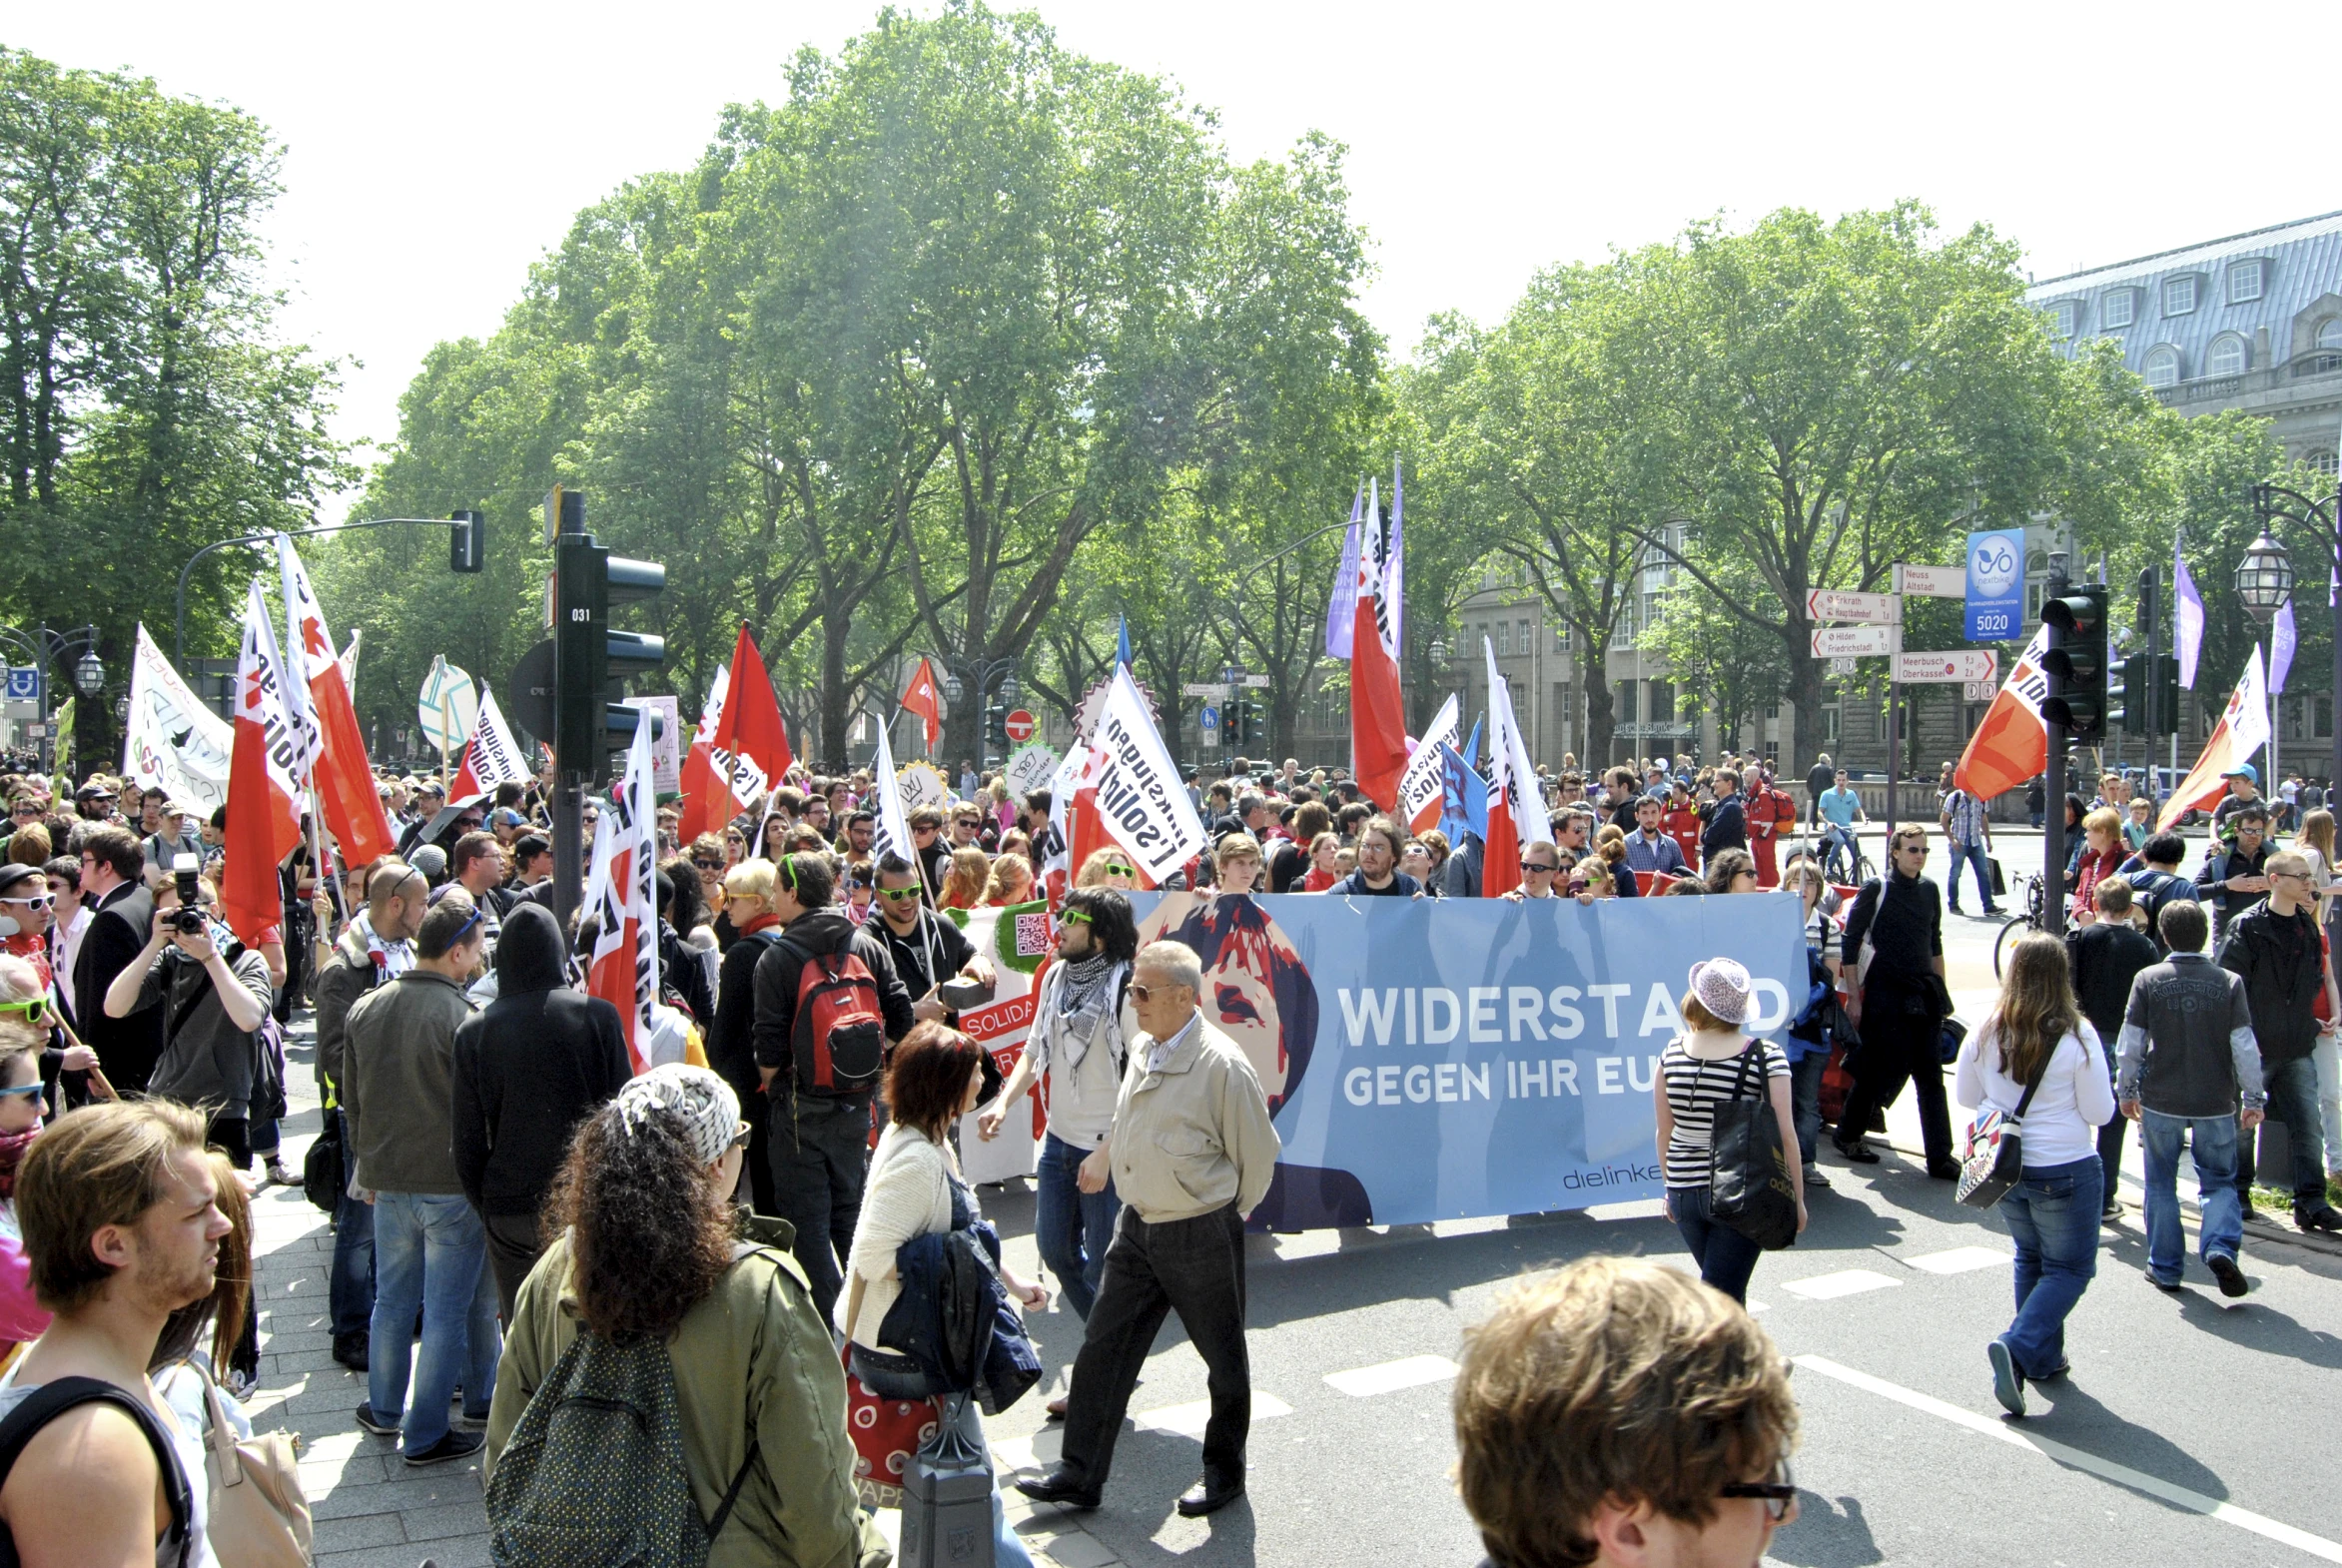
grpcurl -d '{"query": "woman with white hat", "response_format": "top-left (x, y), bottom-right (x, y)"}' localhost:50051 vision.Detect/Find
top-left (1654, 957), bottom-right (1805, 1302)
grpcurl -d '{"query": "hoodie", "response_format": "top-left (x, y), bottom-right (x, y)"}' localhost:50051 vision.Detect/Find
top-left (750, 907), bottom-right (916, 1099)
top-left (451, 904), bottom-right (631, 1215)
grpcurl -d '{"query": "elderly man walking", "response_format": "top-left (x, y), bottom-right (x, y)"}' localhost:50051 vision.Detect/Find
top-left (1017, 940), bottom-right (1281, 1520)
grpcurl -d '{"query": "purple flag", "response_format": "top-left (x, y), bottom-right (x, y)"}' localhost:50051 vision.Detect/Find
top-left (2174, 535), bottom-right (2205, 690)
top-left (2270, 597), bottom-right (2297, 695)
top-left (1387, 457), bottom-right (1405, 659)
top-left (1325, 481), bottom-right (1363, 658)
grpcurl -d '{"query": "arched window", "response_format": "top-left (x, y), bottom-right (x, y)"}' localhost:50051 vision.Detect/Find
top-left (2309, 449), bottom-right (2341, 477)
top-left (2143, 346), bottom-right (2182, 388)
top-left (2207, 335), bottom-right (2247, 376)
top-left (2319, 318), bottom-right (2342, 352)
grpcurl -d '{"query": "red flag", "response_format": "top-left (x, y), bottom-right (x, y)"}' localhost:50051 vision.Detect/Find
top-left (277, 536), bottom-right (393, 864)
top-left (222, 581), bottom-right (304, 948)
top-left (1952, 624), bottom-right (2049, 803)
top-left (1350, 479), bottom-right (1408, 812)
top-left (676, 663), bottom-right (731, 844)
top-left (445, 686), bottom-right (526, 805)
top-left (710, 625), bottom-right (793, 807)
top-left (1479, 637), bottom-right (1534, 898)
top-left (901, 656), bottom-right (943, 752)
top-left (586, 723), bottom-right (660, 1074)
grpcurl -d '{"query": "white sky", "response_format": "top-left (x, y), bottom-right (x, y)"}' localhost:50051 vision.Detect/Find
top-left (18, 0), bottom-right (2334, 468)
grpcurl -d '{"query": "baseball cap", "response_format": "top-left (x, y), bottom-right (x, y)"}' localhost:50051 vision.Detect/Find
top-left (492, 808), bottom-right (526, 828)
top-left (2220, 763), bottom-right (2258, 785)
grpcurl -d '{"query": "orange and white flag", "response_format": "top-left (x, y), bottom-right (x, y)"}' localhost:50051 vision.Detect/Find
top-left (584, 721), bottom-right (660, 1074)
top-left (278, 536), bottom-right (395, 863)
top-left (2158, 648), bottom-right (2271, 830)
top-left (1952, 624), bottom-right (2049, 802)
top-left (221, 580), bottom-right (305, 948)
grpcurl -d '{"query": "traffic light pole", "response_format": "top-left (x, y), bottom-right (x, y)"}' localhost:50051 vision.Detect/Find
top-left (2041, 558), bottom-right (2070, 940)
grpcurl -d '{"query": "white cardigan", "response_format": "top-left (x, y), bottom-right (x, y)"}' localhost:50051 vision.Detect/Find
top-left (839, 1123), bottom-right (957, 1349)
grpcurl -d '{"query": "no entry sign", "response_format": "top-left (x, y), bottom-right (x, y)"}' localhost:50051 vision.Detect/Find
top-left (1005, 708), bottom-right (1037, 743)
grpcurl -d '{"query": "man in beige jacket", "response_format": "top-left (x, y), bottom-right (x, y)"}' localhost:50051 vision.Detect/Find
top-left (1017, 939), bottom-right (1280, 1520)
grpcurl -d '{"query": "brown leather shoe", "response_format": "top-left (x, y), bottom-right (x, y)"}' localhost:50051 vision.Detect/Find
top-left (1045, 1395), bottom-right (1069, 1421)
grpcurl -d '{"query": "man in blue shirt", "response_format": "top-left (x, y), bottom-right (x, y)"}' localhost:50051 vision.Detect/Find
top-left (1816, 770), bottom-right (1867, 885)
top-left (1622, 793), bottom-right (1688, 879)
top-left (1938, 778), bottom-right (1999, 916)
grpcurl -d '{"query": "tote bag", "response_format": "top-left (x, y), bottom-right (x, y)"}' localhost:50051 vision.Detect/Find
top-left (1706, 1043), bottom-right (1800, 1250)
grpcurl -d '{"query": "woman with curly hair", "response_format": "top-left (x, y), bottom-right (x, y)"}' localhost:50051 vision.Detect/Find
top-left (1704, 847), bottom-right (1760, 895)
top-left (938, 846), bottom-right (990, 912)
top-left (485, 1065), bottom-right (882, 1566)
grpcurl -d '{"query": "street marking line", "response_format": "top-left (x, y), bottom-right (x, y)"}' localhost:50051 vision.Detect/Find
top-left (1795, 1355), bottom-right (2342, 1564)
top-left (1905, 1244), bottom-right (2010, 1275)
top-left (1586, 1198), bottom-right (1667, 1221)
top-left (1133, 1391), bottom-right (1293, 1438)
top-left (1782, 1267), bottom-right (1902, 1300)
top-left (1324, 1355), bottom-right (1459, 1397)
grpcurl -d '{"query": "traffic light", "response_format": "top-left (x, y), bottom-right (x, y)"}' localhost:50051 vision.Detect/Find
top-left (1242, 695), bottom-right (1265, 747)
top-left (448, 509), bottom-right (485, 572)
top-left (1222, 697), bottom-right (1242, 748)
top-left (550, 488), bottom-right (666, 784)
top-left (2109, 654), bottom-right (2147, 736)
top-left (984, 696), bottom-right (1009, 756)
top-left (2041, 585), bottom-right (2108, 742)
top-left (2157, 653), bottom-right (2181, 734)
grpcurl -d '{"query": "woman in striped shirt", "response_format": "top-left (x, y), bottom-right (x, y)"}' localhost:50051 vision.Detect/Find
top-left (1654, 957), bottom-right (1805, 1302)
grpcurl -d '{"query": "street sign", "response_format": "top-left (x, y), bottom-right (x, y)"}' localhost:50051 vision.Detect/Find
top-left (24, 724), bottom-right (43, 739)
top-left (417, 657), bottom-right (478, 754)
top-left (1240, 674), bottom-right (1271, 688)
top-left (1896, 562), bottom-right (1964, 599)
top-left (3, 667), bottom-right (39, 703)
top-left (1829, 657), bottom-right (1859, 676)
top-left (1200, 704), bottom-right (1219, 731)
top-left (1804, 588), bottom-right (1897, 624)
top-left (1004, 708), bottom-right (1036, 743)
top-left (1811, 624), bottom-right (1899, 658)
top-left (508, 639), bottom-right (556, 743)
top-left (1893, 649), bottom-right (1998, 684)
top-left (1181, 682), bottom-right (1230, 699)
top-left (1962, 528), bottom-right (2025, 640)
top-left (1964, 680), bottom-right (1998, 702)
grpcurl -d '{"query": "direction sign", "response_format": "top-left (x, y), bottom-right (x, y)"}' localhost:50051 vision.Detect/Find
top-left (1239, 674), bottom-right (1271, 688)
top-left (1181, 682), bottom-right (1231, 699)
top-left (1811, 624), bottom-right (1899, 658)
top-left (1896, 563), bottom-right (1964, 599)
top-left (1004, 708), bottom-right (1037, 743)
top-left (1804, 589), bottom-right (1898, 624)
top-left (1893, 649), bottom-right (1998, 684)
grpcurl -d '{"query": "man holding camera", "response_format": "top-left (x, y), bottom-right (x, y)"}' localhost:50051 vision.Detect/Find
top-left (99, 862), bottom-right (273, 1166)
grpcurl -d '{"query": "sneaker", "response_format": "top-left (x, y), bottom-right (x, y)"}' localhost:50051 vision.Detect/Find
top-left (2146, 1273), bottom-right (2183, 1292)
top-left (2100, 1198), bottom-right (2125, 1224)
top-left (1982, 905), bottom-right (2004, 916)
top-left (1804, 1168), bottom-right (1832, 1189)
top-left (1986, 1339), bottom-right (2025, 1418)
top-left (1949, 904), bottom-right (1963, 916)
top-left (332, 1332), bottom-right (370, 1372)
top-left (1832, 1135), bottom-right (1881, 1166)
top-left (2206, 1253), bottom-right (2249, 1298)
top-left (264, 1160), bottom-right (293, 1187)
top-left (404, 1430), bottom-right (485, 1467)
top-left (2299, 1207), bottom-right (2342, 1233)
top-left (354, 1403), bottom-right (400, 1437)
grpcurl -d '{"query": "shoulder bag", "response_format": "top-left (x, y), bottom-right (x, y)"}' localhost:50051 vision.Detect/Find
top-left (1706, 1042), bottom-right (1800, 1250)
top-left (1955, 1037), bottom-right (2055, 1210)
top-left (183, 1358), bottom-right (314, 1568)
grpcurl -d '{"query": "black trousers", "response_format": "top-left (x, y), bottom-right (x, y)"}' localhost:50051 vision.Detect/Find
top-left (1839, 1003), bottom-right (1952, 1167)
top-left (1061, 1202), bottom-right (1250, 1489)
top-left (480, 1209), bottom-right (542, 1324)
top-left (766, 1093), bottom-right (871, 1325)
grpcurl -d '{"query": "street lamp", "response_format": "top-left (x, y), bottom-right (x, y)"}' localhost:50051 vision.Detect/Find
top-left (1429, 638), bottom-right (1449, 664)
top-left (73, 650), bottom-right (105, 697)
top-left (943, 673), bottom-right (963, 707)
top-left (2234, 531), bottom-right (2294, 625)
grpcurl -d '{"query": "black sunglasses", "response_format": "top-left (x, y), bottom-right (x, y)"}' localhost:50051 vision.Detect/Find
top-left (1720, 1460), bottom-right (1797, 1522)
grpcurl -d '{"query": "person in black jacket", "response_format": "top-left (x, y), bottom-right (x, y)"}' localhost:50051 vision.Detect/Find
top-left (652, 869), bottom-right (715, 1028)
top-left (2067, 877), bottom-right (2160, 1221)
top-left (71, 825), bottom-right (164, 1094)
top-left (1833, 825), bottom-right (1957, 1177)
top-left (450, 903), bottom-right (631, 1318)
top-left (2196, 806), bottom-right (2273, 943)
top-left (2216, 852), bottom-right (2342, 1230)
top-left (752, 851), bottom-right (917, 1320)
top-left (1701, 779), bottom-right (1747, 863)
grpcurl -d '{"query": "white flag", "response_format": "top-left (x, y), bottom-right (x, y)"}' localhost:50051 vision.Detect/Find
top-left (1396, 693), bottom-right (1461, 833)
top-left (869, 710), bottom-right (916, 869)
top-left (122, 624), bottom-right (232, 813)
top-left (1090, 664), bottom-right (1209, 883)
top-left (584, 722), bottom-right (660, 1074)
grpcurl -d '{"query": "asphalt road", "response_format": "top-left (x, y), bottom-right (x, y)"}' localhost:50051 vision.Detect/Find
top-left (981, 823), bottom-right (2342, 1568)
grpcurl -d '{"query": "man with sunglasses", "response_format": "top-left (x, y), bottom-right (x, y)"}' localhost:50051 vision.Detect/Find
top-left (1502, 842), bottom-right (1567, 901)
top-left (869, 853), bottom-right (990, 1026)
top-left (907, 805), bottom-right (951, 900)
top-left (1833, 825), bottom-right (1957, 1176)
top-left (342, 888), bottom-right (497, 1466)
top-left (71, 826), bottom-right (166, 1096)
top-left (100, 870), bottom-right (273, 1169)
top-left (2216, 850), bottom-right (2342, 1231)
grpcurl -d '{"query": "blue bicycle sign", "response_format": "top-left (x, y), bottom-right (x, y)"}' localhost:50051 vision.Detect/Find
top-left (1963, 528), bottom-right (2025, 641)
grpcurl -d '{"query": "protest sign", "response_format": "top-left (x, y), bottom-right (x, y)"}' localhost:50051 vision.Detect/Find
top-left (124, 624), bottom-right (232, 812)
top-left (1089, 665), bottom-right (1207, 882)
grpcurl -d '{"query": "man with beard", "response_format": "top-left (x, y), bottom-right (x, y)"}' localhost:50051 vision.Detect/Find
top-left (0, 1100), bottom-right (230, 1566)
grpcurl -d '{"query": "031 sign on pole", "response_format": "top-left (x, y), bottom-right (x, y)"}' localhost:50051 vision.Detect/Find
top-left (1811, 624), bottom-right (1899, 658)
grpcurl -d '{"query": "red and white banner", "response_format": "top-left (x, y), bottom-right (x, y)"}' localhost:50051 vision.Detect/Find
top-left (708, 624), bottom-right (793, 813)
top-left (1480, 637), bottom-right (1541, 898)
top-left (1350, 475), bottom-right (1409, 813)
top-left (2159, 648), bottom-right (2271, 831)
top-left (1952, 623), bottom-right (2049, 802)
top-left (901, 656), bottom-right (944, 753)
top-left (221, 579), bottom-right (305, 948)
top-left (1397, 693), bottom-right (1461, 833)
top-left (584, 721), bottom-right (660, 1074)
top-left (676, 662), bottom-right (730, 844)
top-left (446, 685), bottom-right (528, 805)
top-left (277, 536), bottom-right (395, 864)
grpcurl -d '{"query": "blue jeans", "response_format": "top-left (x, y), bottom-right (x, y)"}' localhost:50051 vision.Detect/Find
top-left (1788, 1050), bottom-right (1827, 1167)
top-left (1035, 1132), bottom-right (1121, 1320)
top-left (329, 1111), bottom-right (375, 1341)
top-left (1995, 1155), bottom-right (2101, 1379)
top-left (1669, 1183), bottom-right (1764, 1303)
top-left (1946, 840), bottom-right (1994, 909)
top-left (1819, 824), bottom-right (1858, 882)
top-left (851, 1354), bottom-right (1035, 1568)
top-left (2237, 1055), bottom-right (2334, 1215)
top-left (369, 1191), bottom-right (498, 1453)
top-left (2139, 1111), bottom-right (2241, 1284)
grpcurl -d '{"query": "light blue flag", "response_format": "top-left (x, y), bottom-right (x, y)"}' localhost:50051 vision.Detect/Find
top-left (1117, 614), bottom-right (1133, 671)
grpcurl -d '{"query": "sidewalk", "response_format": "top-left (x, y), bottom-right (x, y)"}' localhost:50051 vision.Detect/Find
top-left (256, 1021), bottom-right (1115, 1568)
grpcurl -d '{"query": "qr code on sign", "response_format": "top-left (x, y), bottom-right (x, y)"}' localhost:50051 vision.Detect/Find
top-left (1015, 911), bottom-right (1053, 958)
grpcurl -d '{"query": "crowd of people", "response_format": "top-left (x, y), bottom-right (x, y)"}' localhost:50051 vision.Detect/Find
top-left (0, 735), bottom-right (2328, 1566)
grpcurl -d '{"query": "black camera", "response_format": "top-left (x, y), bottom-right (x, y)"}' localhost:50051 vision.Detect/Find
top-left (170, 853), bottom-right (205, 935)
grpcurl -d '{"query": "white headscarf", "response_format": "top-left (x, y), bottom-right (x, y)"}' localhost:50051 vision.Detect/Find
top-left (614, 1064), bottom-right (739, 1167)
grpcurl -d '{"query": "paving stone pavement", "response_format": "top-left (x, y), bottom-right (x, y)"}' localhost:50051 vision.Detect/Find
top-left (261, 1021), bottom-right (1114, 1568)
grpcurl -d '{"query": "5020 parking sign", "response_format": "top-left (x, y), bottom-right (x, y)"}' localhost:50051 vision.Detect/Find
top-left (1962, 527), bottom-right (2025, 641)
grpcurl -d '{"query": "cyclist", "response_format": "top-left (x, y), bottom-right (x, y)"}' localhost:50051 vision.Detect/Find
top-left (1817, 769), bottom-right (1867, 884)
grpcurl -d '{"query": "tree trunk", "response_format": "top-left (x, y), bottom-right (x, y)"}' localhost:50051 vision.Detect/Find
top-left (1786, 637), bottom-right (1824, 780)
top-left (1579, 643), bottom-right (1614, 768)
top-left (816, 613), bottom-right (852, 771)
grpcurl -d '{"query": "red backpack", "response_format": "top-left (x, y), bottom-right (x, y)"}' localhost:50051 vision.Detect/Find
top-left (770, 934), bottom-right (887, 1096)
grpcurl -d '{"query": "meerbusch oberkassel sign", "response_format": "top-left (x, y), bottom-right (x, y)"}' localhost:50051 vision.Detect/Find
top-left (1118, 890), bottom-right (1807, 1229)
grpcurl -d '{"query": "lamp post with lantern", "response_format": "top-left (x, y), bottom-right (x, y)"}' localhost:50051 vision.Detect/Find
top-left (2232, 528), bottom-right (2293, 792)
top-left (0, 623), bottom-right (104, 774)
top-left (2242, 483), bottom-right (2331, 790)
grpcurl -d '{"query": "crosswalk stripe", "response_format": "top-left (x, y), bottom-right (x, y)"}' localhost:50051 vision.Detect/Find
top-left (1134, 1391), bottom-right (1293, 1437)
top-left (1795, 1355), bottom-right (2342, 1564)
top-left (1781, 1267), bottom-right (1902, 1300)
top-left (1585, 1198), bottom-right (1667, 1221)
top-left (1905, 1244), bottom-right (2010, 1275)
top-left (1324, 1355), bottom-right (1459, 1397)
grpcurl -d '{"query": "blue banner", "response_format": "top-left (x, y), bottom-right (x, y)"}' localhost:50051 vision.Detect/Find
top-left (1963, 527), bottom-right (2025, 642)
top-left (1128, 891), bottom-right (1808, 1229)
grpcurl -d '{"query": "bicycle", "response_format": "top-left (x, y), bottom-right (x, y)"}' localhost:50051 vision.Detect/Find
top-left (1992, 873), bottom-right (2047, 978)
top-left (1805, 823), bottom-right (1874, 886)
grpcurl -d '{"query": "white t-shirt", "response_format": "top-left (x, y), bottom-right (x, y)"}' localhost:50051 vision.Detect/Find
top-left (1953, 1020), bottom-right (2116, 1168)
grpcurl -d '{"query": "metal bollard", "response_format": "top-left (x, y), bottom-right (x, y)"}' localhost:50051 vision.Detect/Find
top-left (898, 1394), bottom-right (995, 1568)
